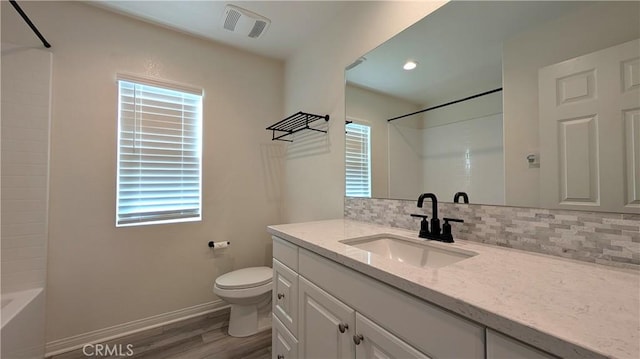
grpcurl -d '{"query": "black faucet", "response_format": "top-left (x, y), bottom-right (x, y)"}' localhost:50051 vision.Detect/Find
top-left (417, 193), bottom-right (440, 235)
top-left (454, 192), bottom-right (469, 204)
top-left (412, 193), bottom-right (464, 243)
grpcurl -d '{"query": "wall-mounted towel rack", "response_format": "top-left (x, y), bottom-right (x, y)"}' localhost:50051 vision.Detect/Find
top-left (266, 112), bottom-right (329, 142)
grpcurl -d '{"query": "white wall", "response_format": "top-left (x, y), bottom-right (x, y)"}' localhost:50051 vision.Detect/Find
top-left (420, 91), bottom-right (503, 204)
top-left (345, 84), bottom-right (420, 198)
top-left (1, 45), bottom-right (52, 296)
top-left (503, 1), bottom-right (640, 207)
top-left (388, 117), bottom-right (423, 200)
top-left (2, 1), bottom-right (284, 345)
top-left (421, 113), bottom-right (504, 205)
top-left (283, 1), bottom-right (447, 222)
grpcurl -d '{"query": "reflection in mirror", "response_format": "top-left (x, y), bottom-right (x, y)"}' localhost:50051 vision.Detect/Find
top-left (345, 1), bottom-right (640, 213)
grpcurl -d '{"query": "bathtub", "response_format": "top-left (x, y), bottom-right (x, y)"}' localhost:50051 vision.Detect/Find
top-left (1, 288), bottom-right (46, 359)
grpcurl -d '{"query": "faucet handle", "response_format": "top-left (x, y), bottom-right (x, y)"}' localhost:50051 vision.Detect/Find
top-left (410, 214), bottom-right (430, 238)
top-left (441, 218), bottom-right (464, 243)
top-left (443, 217), bottom-right (464, 223)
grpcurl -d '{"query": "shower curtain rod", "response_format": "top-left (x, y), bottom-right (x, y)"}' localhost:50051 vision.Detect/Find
top-left (9, 0), bottom-right (51, 48)
top-left (386, 88), bottom-right (502, 122)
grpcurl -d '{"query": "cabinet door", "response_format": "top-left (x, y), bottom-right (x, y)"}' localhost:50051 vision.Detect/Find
top-left (272, 314), bottom-right (298, 359)
top-left (273, 259), bottom-right (298, 336)
top-left (354, 313), bottom-right (431, 359)
top-left (486, 329), bottom-right (556, 359)
top-left (298, 276), bottom-right (355, 359)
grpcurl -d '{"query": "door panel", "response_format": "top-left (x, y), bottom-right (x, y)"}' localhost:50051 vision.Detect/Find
top-left (298, 276), bottom-right (355, 359)
top-left (540, 39), bottom-right (640, 213)
top-left (556, 69), bottom-right (596, 105)
top-left (558, 116), bottom-right (599, 204)
top-left (622, 57), bottom-right (640, 92)
top-left (625, 109), bottom-right (640, 208)
top-left (354, 313), bottom-right (430, 359)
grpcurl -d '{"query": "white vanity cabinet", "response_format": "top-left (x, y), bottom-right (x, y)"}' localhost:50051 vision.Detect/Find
top-left (272, 235), bottom-right (556, 359)
top-left (298, 276), bottom-right (430, 359)
top-left (297, 246), bottom-right (485, 358)
top-left (272, 235), bottom-right (485, 359)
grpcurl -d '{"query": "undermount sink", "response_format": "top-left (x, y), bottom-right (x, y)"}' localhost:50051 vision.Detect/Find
top-left (340, 234), bottom-right (477, 269)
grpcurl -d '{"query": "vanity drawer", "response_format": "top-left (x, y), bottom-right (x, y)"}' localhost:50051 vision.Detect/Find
top-left (273, 258), bottom-right (298, 336)
top-left (272, 314), bottom-right (298, 359)
top-left (273, 236), bottom-right (298, 271)
top-left (299, 248), bottom-right (485, 359)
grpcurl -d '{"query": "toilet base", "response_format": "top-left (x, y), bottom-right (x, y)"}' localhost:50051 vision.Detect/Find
top-left (227, 296), bottom-right (272, 338)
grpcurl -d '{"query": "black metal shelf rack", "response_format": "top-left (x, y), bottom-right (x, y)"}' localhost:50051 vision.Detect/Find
top-left (266, 112), bottom-right (330, 142)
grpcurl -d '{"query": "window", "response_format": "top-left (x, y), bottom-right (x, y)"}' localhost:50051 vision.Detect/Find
top-left (345, 122), bottom-right (371, 197)
top-left (116, 76), bottom-right (203, 226)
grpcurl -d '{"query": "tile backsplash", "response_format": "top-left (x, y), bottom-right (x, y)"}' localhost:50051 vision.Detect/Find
top-left (345, 197), bottom-right (640, 268)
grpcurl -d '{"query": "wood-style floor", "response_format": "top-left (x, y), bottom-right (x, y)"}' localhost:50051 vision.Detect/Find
top-left (50, 308), bottom-right (271, 359)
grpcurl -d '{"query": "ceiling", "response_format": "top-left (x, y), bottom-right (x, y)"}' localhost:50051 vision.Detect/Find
top-left (346, 1), bottom-right (592, 106)
top-left (90, 1), bottom-right (350, 60)
top-left (91, 1), bottom-right (595, 106)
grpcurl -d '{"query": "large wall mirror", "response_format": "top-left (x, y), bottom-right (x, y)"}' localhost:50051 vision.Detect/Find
top-left (345, 1), bottom-right (639, 213)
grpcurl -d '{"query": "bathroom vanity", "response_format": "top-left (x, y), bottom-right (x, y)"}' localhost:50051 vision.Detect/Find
top-left (268, 219), bottom-right (639, 359)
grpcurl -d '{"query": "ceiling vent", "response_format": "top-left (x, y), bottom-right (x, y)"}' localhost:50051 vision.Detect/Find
top-left (221, 5), bottom-right (271, 39)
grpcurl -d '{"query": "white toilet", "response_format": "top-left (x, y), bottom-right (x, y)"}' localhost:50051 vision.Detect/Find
top-left (213, 266), bottom-right (273, 337)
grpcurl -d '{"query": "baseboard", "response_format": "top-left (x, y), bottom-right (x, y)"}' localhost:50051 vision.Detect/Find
top-left (45, 300), bottom-right (229, 357)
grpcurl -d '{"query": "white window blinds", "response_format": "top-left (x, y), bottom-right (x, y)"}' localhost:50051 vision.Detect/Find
top-left (116, 78), bottom-right (203, 226)
top-left (345, 122), bottom-right (371, 197)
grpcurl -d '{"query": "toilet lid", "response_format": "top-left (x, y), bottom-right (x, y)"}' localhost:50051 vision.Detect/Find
top-left (215, 267), bottom-right (273, 290)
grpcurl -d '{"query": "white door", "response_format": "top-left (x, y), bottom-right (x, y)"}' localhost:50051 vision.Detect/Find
top-left (298, 276), bottom-right (355, 359)
top-left (539, 39), bottom-right (640, 212)
top-left (354, 313), bottom-right (431, 359)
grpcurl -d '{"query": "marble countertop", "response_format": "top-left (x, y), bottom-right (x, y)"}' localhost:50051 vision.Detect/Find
top-left (267, 219), bottom-right (640, 359)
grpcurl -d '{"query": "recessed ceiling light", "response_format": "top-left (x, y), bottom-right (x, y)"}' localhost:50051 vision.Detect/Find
top-left (403, 60), bottom-right (418, 71)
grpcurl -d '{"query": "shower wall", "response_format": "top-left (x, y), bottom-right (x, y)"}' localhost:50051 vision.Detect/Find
top-left (1, 44), bottom-right (52, 294)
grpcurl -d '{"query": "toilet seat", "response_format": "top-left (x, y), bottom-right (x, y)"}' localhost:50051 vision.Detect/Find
top-left (215, 267), bottom-right (272, 290)
top-left (213, 281), bottom-right (272, 300)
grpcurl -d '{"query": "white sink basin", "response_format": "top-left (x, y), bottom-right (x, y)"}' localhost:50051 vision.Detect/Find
top-left (341, 234), bottom-right (477, 269)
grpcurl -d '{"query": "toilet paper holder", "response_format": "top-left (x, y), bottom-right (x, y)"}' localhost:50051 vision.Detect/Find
top-left (208, 241), bottom-right (230, 249)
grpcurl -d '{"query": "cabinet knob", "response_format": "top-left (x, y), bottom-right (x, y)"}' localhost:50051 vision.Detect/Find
top-left (277, 355), bottom-right (284, 359)
top-left (277, 293), bottom-right (285, 300)
top-left (338, 323), bottom-right (349, 333)
top-left (353, 334), bottom-right (364, 345)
